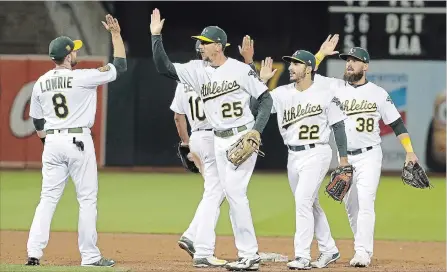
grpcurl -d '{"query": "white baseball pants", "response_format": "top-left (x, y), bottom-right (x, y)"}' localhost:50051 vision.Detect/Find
top-left (27, 129), bottom-right (102, 265)
top-left (213, 128), bottom-right (259, 259)
top-left (181, 130), bottom-right (235, 258)
top-left (288, 144), bottom-right (338, 260)
top-left (343, 145), bottom-right (382, 258)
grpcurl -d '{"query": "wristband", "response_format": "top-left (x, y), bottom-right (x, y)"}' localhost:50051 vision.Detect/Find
top-left (401, 136), bottom-right (414, 153)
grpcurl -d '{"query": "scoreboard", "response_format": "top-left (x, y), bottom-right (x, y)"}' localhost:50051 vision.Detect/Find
top-left (328, 1), bottom-right (446, 60)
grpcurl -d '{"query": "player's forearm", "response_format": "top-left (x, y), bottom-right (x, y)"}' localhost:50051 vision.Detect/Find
top-left (151, 35), bottom-right (180, 81)
top-left (331, 120), bottom-right (348, 158)
top-left (33, 118), bottom-right (46, 144)
top-left (111, 33), bottom-right (126, 58)
top-left (314, 51), bottom-right (325, 71)
top-left (249, 97), bottom-right (259, 118)
top-left (389, 118), bottom-right (414, 153)
top-left (174, 113), bottom-right (189, 144)
top-left (252, 91), bottom-right (273, 134)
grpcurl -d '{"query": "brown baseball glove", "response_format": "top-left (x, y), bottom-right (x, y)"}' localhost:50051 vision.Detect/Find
top-left (226, 130), bottom-right (265, 168)
top-left (325, 165), bottom-right (354, 202)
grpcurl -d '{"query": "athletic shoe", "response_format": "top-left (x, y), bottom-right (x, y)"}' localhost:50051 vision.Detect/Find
top-left (178, 236), bottom-right (195, 258)
top-left (311, 252), bottom-right (340, 268)
top-left (287, 257), bottom-right (311, 270)
top-left (226, 255), bottom-right (261, 271)
top-left (193, 256), bottom-right (228, 268)
top-left (25, 257), bottom-right (40, 266)
top-left (349, 251), bottom-right (371, 267)
top-left (81, 257), bottom-right (115, 267)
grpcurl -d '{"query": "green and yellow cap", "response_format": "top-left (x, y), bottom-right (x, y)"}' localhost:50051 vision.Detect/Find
top-left (192, 26), bottom-right (230, 47)
top-left (49, 36), bottom-right (83, 60)
top-left (339, 47), bottom-right (370, 63)
top-left (282, 50), bottom-right (316, 70)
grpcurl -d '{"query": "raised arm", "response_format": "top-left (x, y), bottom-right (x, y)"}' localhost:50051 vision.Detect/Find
top-left (150, 8), bottom-right (179, 81)
top-left (101, 14), bottom-right (127, 76)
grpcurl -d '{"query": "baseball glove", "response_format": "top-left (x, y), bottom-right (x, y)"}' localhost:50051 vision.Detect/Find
top-left (325, 165), bottom-right (354, 202)
top-left (177, 143), bottom-right (200, 173)
top-left (401, 161), bottom-right (433, 189)
top-left (226, 130), bottom-right (265, 168)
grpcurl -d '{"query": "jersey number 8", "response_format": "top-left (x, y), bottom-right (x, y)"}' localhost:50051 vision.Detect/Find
top-left (356, 117), bottom-right (374, 132)
top-left (52, 93), bottom-right (69, 119)
top-left (299, 125), bottom-right (319, 140)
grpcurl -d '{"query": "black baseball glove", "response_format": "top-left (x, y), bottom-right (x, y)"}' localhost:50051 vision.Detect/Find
top-left (177, 142), bottom-right (200, 173)
top-left (401, 161), bottom-right (433, 189)
top-left (325, 165), bottom-right (354, 202)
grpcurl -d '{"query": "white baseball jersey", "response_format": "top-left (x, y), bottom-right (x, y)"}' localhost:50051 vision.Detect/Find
top-left (173, 58), bottom-right (268, 130)
top-left (270, 82), bottom-right (347, 147)
top-left (170, 82), bottom-right (212, 132)
top-left (29, 64), bottom-right (117, 130)
top-left (315, 74), bottom-right (401, 150)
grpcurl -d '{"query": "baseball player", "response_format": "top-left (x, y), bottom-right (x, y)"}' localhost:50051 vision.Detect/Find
top-left (259, 50), bottom-right (350, 270)
top-left (171, 41), bottom-right (228, 267)
top-left (151, 8), bottom-right (273, 271)
top-left (314, 45), bottom-right (420, 267)
top-left (25, 15), bottom-right (126, 267)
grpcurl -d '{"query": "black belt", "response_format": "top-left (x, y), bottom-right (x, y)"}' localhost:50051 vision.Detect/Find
top-left (46, 127), bottom-right (84, 134)
top-left (347, 146), bottom-right (373, 156)
top-left (288, 143), bottom-right (316, 152)
top-left (214, 125), bottom-right (247, 138)
top-left (194, 128), bottom-right (213, 132)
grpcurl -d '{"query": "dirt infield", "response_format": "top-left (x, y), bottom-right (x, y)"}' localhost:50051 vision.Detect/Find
top-left (0, 231), bottom-right (445, 271)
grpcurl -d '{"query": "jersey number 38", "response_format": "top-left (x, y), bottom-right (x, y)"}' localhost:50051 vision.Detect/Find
top-left (52, 93), bottom-right (69, 119)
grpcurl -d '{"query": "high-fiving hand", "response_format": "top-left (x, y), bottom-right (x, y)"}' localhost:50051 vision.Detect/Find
top-left (260, 57), bottom-right (277, 83)
top-left (101, 14), bottom-right (121, 34)
top-left (239, 35), bottom-right (254, 64)
top-left (319, 34), bottom-right (340, 57)
top-left (150, 8), bottom-right (165, 35)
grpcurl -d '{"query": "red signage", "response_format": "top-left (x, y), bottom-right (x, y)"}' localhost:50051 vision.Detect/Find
top-left (0, 55), bottom-right (108, 168)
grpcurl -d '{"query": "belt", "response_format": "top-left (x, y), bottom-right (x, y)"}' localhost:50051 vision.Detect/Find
top-left (46, 127), bottom-right (84, 134)
top-left (288, 143), bottom-right (316, 152)
top-left (347, 146), bottom-right (373, 156)
top-left (193, 128), bottom-right (213, 132)
top-left (214, 125), bottom-right (247, 138)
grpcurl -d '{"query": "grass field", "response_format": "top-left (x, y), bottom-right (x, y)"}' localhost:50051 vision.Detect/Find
top-left (0, 170), bottom-right (445, 271)
top-left (1, 170), bottom-right (445, 241)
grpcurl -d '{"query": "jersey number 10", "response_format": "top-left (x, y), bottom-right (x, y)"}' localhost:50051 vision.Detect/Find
top-left (52, 93), bottom-right (69, 119)
top-left (188, 96), bottom-right (206, 121)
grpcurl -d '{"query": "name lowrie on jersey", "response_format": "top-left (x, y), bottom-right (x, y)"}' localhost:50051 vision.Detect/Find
top-left (341, 99), bottom-right (378, 115)
top-left (40, 76), bottom-right (74, 93)
top-left (201, 80), bottom-right (241, 102)
top-left (282, 103), bottom-right (323, 129)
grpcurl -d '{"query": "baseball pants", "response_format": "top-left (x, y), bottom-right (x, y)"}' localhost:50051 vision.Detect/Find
top-left (182, 130), bottom-right (236, 258)
top-left (27, 129), bottom-right (102, 265)
top-left (288, 144), bottom-right (338, 260)
top-left (214, 126), bottom-right (259, 259)
top-left (343, 145), bottom-right (382, 258)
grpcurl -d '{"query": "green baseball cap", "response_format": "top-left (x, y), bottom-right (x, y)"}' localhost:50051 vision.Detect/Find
top-left (192, 26), bottom-right (231, 47)
top-left (339, 47), bottom-right (370, 63)
top-left (282, 50), bottom-right (316, 70)
top-left (49, 36), bottom-right (83, 60)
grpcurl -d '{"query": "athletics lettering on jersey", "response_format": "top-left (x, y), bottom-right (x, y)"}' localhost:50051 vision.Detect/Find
top-left (40, 77), bottom-right (73, 93)
top-left (201, 80), bottom-right (241, 102)
top-left (341, 99), bottom-right (378, 115)
top-left (281, 103), bottom-right (323, 129)
top-left (172, 58), bottom-right (267, 130)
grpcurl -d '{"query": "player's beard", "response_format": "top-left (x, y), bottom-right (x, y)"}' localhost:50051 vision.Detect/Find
top-left (70, 60), bottom-right (78, 68)
top-left (343, 70), bottom-right (363, 83)
top-left (290, 70), bottom-right (306, 83)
